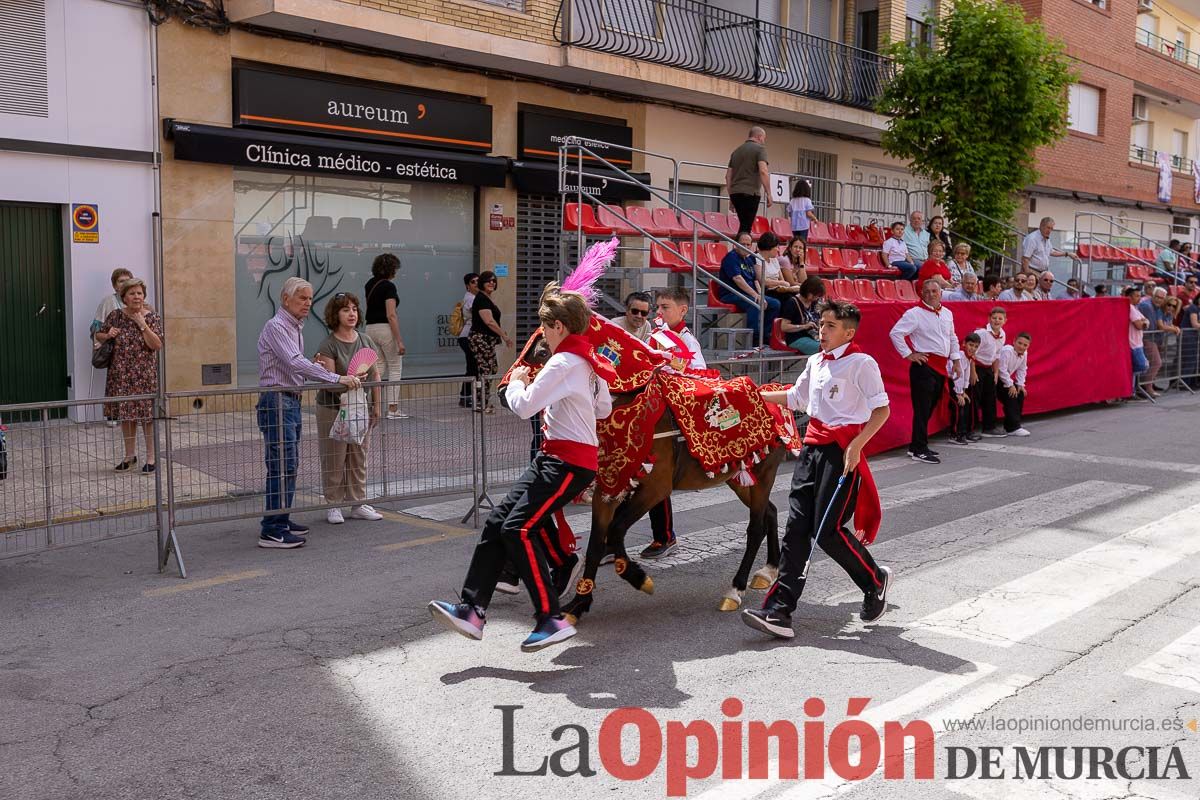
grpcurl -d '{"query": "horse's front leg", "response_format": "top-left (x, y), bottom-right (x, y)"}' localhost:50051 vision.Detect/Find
top-left (722, 481), bottom-right (769, 611)
top-left (562, 499), bottom-right (613, 626)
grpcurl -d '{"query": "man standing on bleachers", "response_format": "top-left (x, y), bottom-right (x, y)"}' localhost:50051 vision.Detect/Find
top-left (726, 127), bottom-right (772, 236)
top-left (1021, 217), bottom-right (1075, 274)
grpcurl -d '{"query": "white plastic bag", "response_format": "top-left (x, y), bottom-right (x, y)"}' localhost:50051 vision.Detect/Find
top-left (329, 387), bottom-right (369, 445)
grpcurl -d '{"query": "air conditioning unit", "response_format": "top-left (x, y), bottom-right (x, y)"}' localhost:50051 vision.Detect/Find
top-left (1138, 0), bottom-right (1154, 11)
top-left (1133, 95), bottom-right (1150, 122)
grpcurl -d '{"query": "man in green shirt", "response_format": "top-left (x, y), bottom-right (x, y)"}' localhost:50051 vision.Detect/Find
top-left (726, 126), bottom-right (772, 236)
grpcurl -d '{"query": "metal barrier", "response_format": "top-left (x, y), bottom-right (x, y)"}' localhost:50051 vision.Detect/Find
top-left (1137, 328), bottom-right (1199, 402)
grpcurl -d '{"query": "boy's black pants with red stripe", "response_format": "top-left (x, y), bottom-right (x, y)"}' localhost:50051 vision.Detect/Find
top-left (461, 454), bottom-right (595, 618)
top-left (765, 442), bottom-right (883, 614)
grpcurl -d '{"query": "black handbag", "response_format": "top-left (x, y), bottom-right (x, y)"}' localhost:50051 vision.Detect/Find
top-left (91, 338), bottom-right (114, 369)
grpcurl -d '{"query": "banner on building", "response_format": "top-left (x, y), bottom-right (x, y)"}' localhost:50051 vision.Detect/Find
top-left (1157, 151), bottom-right (1173, 204)
top-left (1193, 161), bottom-right (1200, 204)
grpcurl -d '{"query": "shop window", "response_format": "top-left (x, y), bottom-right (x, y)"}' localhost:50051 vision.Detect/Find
top-left (1067, 83), bottom-right (1101, 136)
top-left (233, 171), bottom-right (477, 384)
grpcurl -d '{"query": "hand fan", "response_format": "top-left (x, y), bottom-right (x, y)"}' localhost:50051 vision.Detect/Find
top-left (346, 347), bottom-right (379, 377)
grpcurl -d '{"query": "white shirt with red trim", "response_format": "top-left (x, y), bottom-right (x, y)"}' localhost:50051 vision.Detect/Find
top-left (506, 351), bottom-right (613, 447)
top-left (651, 321), bottom-right (707, 371)
top-left (973, 326), bottom-right (1006, 367)
top-left (889, 303), bottom-right (960, 368)
top-left (786, 342), bottom-right (889, 427)
top-left (997, 344), bottom-right (1028, 389)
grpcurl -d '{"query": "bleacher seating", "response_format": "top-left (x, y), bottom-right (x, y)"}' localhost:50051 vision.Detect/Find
top-left (707, 279), bottom-right (739, 311)
top-left (847, 224), bottom-right (868, 247)
top-left (598, 204), bottom-right (637, 236)
top-left (650, 241), bottom-right (687, 270)
top-left (564, 203), bottom-right (611, 235)
top-left (705, 212), bottom-right (737, 238)
top-left (770, 318), bottom-right (799, 353)
top-left (865, 223), bottom-right (886, 247)
top-left (895, 280), bottom-right (919, 302)
top-left (874, 279), bottom-right (899, 302)
top-left (301, 216), bottom-right (334, 241)
top-left (771, 217), bottom-right (793, 241)
top-left (363, 218), bottom-right (391, 243)
top-left (703, 242), bottom-right (729, 269)
top-left (822, 248), bottom-right (847, 273)
top-left (679, 210), bottom-right (717, 240)
top-left (808, 220), bottom-right (834, 245)
top-left (652, 208), bottom-right (687, 237)
top-left (335, 217), bottom-right (364, 241)
top-left (828, 222), bottom-right (850, 246)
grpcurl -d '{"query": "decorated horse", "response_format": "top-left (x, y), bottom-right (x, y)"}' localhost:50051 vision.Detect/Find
top-left (497, 240), bottom-right (804, 623)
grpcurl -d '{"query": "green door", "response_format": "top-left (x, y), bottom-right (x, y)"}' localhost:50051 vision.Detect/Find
top-left (0, 203), bottom-right (67, 420)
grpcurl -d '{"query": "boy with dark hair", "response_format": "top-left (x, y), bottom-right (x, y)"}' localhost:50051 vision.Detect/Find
top-left (975, 307), bottom-right (1007, 438)
top-left (947, 332), bottom-right (980, 445)
top-left (745, 300), bottom-right (893, 639)
top-left (998, 333), bottom-right (1032, 436)
top-left (429, 286), bottom-right (614, 652)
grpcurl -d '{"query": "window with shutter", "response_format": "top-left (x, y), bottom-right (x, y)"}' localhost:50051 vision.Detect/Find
top-left (0, 0), bottom-right (49, 118)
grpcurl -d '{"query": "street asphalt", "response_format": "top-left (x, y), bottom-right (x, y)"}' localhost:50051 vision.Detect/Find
top-left (4, 391), bottom-right (1200, 800)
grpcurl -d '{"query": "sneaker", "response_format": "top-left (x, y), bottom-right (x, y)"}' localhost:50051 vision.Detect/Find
top-left (288, 521), bottom-right (310, 534)
top-left (553, 555), bottom-right (584, 601)
top-left (1008, 427), bottom-right (1031, 437)
top-left (495, 564), bottom-right (520, 595)
top-left (520, 615), bottom-right (577, 652)
top-left (639, 538), bottom-right (677, 559)
top-left (386, 411), bottom-right (410, 420)
top-left (428, 600), bottom-right (485, 641)
top-left (141, 462), bottom-right (157, 474)
top-left (861, 566), bottom-right (894, 623)
top-left (980, 428), bottom-right (1007, 438)
top-left (909, 451), bottom-right (940, 464)
top-left (350, 504), bottom-right (383, 521)
top-left (258, 531), bottom-right (306, 549)
top-left (326, 508), bottom-right (345, 525)
top-left (946, 436), bottom-right (968, 446)
top-left (105, 419), bottom-right (120, 428)
top-left (966, 431), bottom-right (982, 442)
top-left (927, 447), bottom-right (940, 456)
top-left (114, 457), bottom-right (137, 472)
top-left (741, 607), bottom-right (795, 639)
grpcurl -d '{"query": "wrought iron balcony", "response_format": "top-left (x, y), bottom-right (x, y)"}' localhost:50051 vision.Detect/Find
top-left (557, 0), bottom-right (893, 111)
top-left (1130, 142), bottom-right (1195, 175)
top-left (1136, 27), bottom-right (1200, 71)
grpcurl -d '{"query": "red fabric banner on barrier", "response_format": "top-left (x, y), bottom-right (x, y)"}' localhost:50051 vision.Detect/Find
top-left (848, 298), bottom-right (1133, 455)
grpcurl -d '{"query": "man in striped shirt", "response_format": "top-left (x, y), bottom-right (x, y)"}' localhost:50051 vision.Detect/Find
top-left (257, 277), bottom-right (360, 549)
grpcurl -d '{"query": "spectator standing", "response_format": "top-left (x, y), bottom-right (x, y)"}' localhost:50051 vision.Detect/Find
top-left (883, 221), bottom-right (918, 280)
top-left (779, 236), bottom-right (810, 285)
top-left (927, 215), bottom-right (952, 253)
top-left (363, 254), bottom-right (406, 420)
top-left (314, 293), bottom-right (384, 525)
top-left (612, 292), bottom-right (653, 342)
top-left (468, 270), bottom-right (514, 414)
top-left (96, 278), bottom-right (163, 474)
top-left (1126, 286), bottom-right (1150, 397)
top-left (942, 273), bottom-right (982, 302)
top-left (889, 279), bottom-right (959, 465)
top-left (778, 276), bottom-right (826, 355)
top-left (947, 332), bottom-right (981, 445)
top-left (1138, 287), bottom-right (1177, 396)
top-left (725, 127), bottom-right (771, 236)
top-left (256, 277), bottom-right (360, 549)
top-left (1021, 217), bottom-right (1073, 273)
top-left (719, 232), bottom-right (780, 346)
top-left (787, 180), bottom-right (818, 241)
top-left (1181, 290), bottom-right (1200, 388)
top-left (458, 272), bottom-right (479, 408)
top-left (903, 210), bottom-right (930, 264)
top-left (92, 267), bottom-right (133, 428)
top-left (947, 243), bottom-right (976, 285)
top-left (758, 231), bottom-right (801, 303)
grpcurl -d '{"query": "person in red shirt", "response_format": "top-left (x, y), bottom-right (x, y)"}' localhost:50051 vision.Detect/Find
top-left (918, 239), bottom-right (952, 288)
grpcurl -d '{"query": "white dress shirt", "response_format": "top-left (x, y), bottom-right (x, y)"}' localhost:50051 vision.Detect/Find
top-left (997, 289), bottom-right (1032, 302)
top-left (889, 303), bottom-right (960, 370)
top-left (506, 351), bottom-right (613, 446)
top-left (950, 352), bottom-right (973, 394)
top-left (651, 323), bottom-right (707, 370)
top-left (1022, 230), bottom-right (1053, 272)
top-left (786, 342), bottom-right (889, 426)
top-left (973, 326), bottom-right (1006, 367)
top-left (997, 344), bottom-right (1028, 389)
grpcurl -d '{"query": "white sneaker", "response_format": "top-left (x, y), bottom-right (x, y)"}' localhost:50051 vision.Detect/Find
top-left (386, 411), bottom-right (410, 420)
top-left (350, 504), bottom-right (383, 521)
top-left (1009, 427), bottom-right (1031, 437)
top-left (326, 508), bottom-right (345, 525)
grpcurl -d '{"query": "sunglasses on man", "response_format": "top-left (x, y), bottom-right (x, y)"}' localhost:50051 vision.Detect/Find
top-left (626, 307), bottom-right (650, 317)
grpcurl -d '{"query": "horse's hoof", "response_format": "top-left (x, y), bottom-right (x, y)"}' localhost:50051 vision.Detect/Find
top-left (640, 576), bottom-right (655, 595)
top-left (750, 565), bottom-right (779, 590)
top-left (718, 596), bottom-right (741, 612)
top-left (564, 613), bottom-right (578, 626)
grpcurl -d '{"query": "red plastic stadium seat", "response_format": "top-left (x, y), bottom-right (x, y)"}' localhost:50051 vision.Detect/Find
top-left (563, 203), bottom-right (611, 235)
top-left (864, 223), bottom-right (886, 247)
top-left (597, 204), bottom-right (638, 236)
top-left (725, 212), bottom-right (743, 236)
top-left (820, 278), bottom-right (837, 298)
top-left (1076, 243), bottom-right (1092, 260)
top-left (1141, 248), bottom-right (1157, 262)
top-left (676, 242), bottom-right (703, 273)
top-left (684, 211), bottom-right (719, 240)
top-left (895, 280), bottom-right (919, 302)
top-left (807, 220), bottom-right (834, 245)
top-left (650, 242), bottom-right (686, 270)
top-left (828, 222), bottom-right (851, 245)
top-left (833, 278), bottom-right (857, 301)
top-left (841, 249), bottom-right (867, 274)
top-left (705, 242), bottom-right (730, 268)
top-left (771, 217), bottom-right (793, 241)
top-left (853, 279), bottom-right (880, 303)
top-left (805, 246), bottom-right (824, 274)
top-left (770, 318), bottom-right (799, 353)
top-left (705, 212), bottom-right (737, 238)
top-left (822, 248), bottom-right (847, 273)
top-left (652, 208), bottom-right (688, 237)
top-left (626, 206), bottom-right (665, 237)
top-left (859, 250), bottom-right (889, 277)
top-left (707, 279), bottom-right (739, 311)
top-left (847, 224), bottom-right (869, 246)
top-left (874, 279), bottom-right (899, 302)
top-left (751, 216), bottom-right (770, 237)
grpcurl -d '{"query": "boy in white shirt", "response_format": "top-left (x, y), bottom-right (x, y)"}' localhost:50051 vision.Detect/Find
top-left (975, 307), bottom-right (1007, 438)
top-left (882, 221), bottom-right (917, 280)
top-left (429, 287), bottom-right (614, 652)
top-left (744, 301), bottom-right (893, 639)
top-left (998, 333), bottom-right (1031, 436)
top-left (946, 333), bottom-right (980, 446)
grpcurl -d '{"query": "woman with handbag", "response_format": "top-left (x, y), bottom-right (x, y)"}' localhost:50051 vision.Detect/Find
top-left (468, 270), bottom-right (513, 414)
top-left (315, 292), bottom-right (384, 525)
top-left (91, 267), bottom-right (132, 427)
top-left (95, 278), bottom-right (163, 473)
top-left (364, 253), bottom-right (406, 419)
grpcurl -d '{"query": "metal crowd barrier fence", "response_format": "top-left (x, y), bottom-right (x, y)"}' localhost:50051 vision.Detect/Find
top-left (1137, 328), bottom-right (1199, 402)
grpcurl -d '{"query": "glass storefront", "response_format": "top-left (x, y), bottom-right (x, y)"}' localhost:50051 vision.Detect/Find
top-left (233, 170), bottom-right (476, 384)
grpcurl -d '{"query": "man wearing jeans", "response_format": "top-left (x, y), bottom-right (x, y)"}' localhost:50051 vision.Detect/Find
top-left (1126, 286), bottom-right (1150, 396)
top-left (256, 277), bottom-right (359, 549)
top-left (725, 127), bottom-right (772, 236)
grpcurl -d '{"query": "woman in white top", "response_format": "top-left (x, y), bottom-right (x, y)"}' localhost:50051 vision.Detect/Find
top-left (948, 243), bottom-right (977, 286)
top-left (758, 231), bottom-right (801, 303)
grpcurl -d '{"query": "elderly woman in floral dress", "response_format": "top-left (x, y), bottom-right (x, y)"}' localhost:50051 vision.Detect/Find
top-left (96, 278), bottom-right (163, 474)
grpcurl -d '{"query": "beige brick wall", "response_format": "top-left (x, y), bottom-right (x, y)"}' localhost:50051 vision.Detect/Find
top-left (332, 0), bottom-right (561, 46)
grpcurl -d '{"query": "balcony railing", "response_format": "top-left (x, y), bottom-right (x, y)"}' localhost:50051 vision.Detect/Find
top-left (556, 0), bottom-right (893, 111)
top-left (1136, 27), bottom-right (1200, 71)
top-left (1130, 142), bottom-right (1195, 175)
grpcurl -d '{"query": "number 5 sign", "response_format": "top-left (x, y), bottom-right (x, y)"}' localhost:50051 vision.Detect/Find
top-left (769, 173), bottom-right (790, 203)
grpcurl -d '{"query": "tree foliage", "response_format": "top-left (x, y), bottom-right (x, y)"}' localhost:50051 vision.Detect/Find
top-left (876, 0), bottom-right (1075, 254)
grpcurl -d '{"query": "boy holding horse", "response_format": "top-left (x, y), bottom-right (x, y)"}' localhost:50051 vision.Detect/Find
top-left (429, 286), bottom-right (614, 652)
top-left (744, 300), bottom-right (893, 639)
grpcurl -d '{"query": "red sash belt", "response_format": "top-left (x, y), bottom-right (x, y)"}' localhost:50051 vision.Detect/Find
top-left (542, 439), bottom-right (599, 471)
top-left (802, 418), bottom-right (882, 544)
top-left (917, 354), bottom-right (949, 378)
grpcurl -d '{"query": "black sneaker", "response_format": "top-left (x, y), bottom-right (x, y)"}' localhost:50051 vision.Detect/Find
top-left (140, 462), bottom-right (157, 474)
top-left (909, 451), bottom-right (940, 464)
top-left (428, 600), bottom-right (486, 640)
top-left (258, 531), bottom-right (306, 549)
top-left (288, 520), bottom-right (310, 534)
top-left (927, 447), bottom-right (939, 456)
top-left (639, 538), bottom-right (677, 559)
top-left (861, 566), bottom-right (893, 623)
top-left (741, 607), bottom-right (795, 639)
top-left (946, 436), bottom-right (967, 446)
top-left (980, 428), bottom-right (1007, 438)
top-left (966, 431), bottom-right (982, 442)
top-left (495, 564), bottom-right (520, 595)
top-left (114, 456), bottom-right (138, 473)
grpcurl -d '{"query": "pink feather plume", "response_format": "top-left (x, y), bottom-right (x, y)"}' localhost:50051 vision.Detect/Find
top-left (560, 237), bottom-right (619, 308)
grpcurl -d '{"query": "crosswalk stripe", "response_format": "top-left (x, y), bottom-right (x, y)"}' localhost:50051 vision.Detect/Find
top-left (967, 441), bottom-right (1200, 476)
top-left (1126, 621), bottom-right (1200, 694)
top-left (693, 663), bottom-right (999, 800)
top-left (908, 501), bottom-right (1200, 648)
top-left (946, 770), bottom-right (1194, 800)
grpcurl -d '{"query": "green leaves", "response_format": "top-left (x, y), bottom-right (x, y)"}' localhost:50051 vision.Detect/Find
top-left (876, 0), bottom-right (1075, 254)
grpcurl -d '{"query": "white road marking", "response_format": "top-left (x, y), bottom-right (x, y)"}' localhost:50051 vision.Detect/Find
top-left (967, 441), bottom-right (1200, 475)
top-left (946, 771), bottom-right (1194, 800)
top-left (1127, 621), bottom-right (1200, 695)
top-left (909, 502), bottom-right (1200, 648)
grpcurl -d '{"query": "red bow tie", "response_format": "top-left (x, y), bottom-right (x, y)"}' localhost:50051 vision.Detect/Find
top-left (821, 343), bottom-right (861, 362)
top-left (990, 331), bottom-right (1001, 340)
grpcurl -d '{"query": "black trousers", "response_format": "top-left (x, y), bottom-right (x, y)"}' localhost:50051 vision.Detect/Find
top-left (765, 443), bottom-right (883, 613)
top-left (650, 498), bottom-right (675, 544)
top-left (461, 454), bottom-right (595, 617)
top-left (458, 336), bottom-right (478, 402)
top-left (1002, 388), bottom-right (1024, 432)
top-left (909, 362), bottom-right (945, 454)
top-left (975, 366), bottom-right (998, 431)
top-left (730, 193), bottom-right (761, 236)
top-left (948, 384), bottom-right (974, 437)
